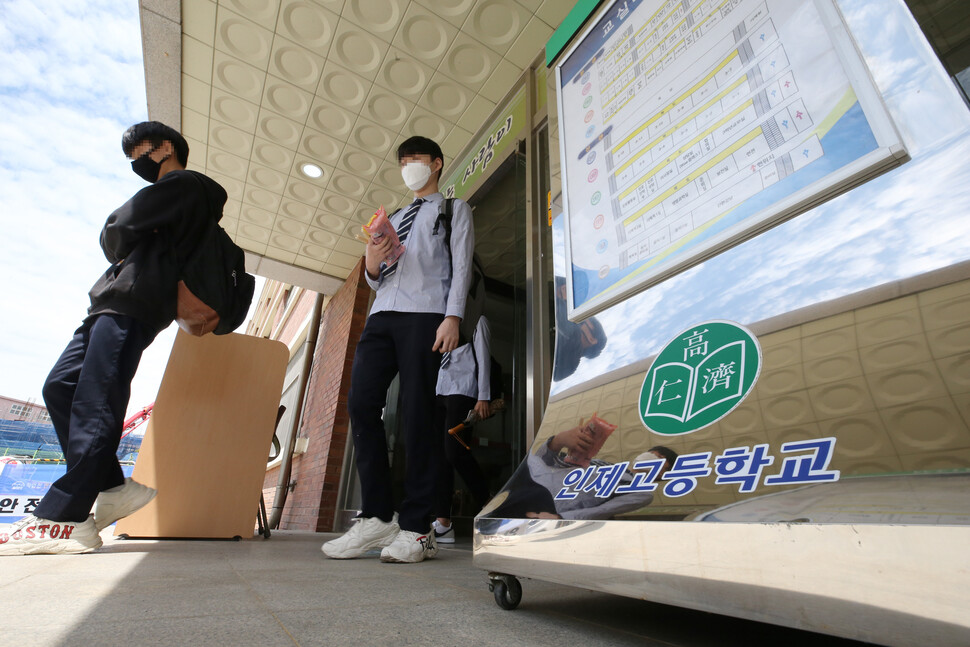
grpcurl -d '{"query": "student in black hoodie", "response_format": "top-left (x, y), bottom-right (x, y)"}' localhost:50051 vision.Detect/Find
top-left (0, 122), bottom-right (228, 556)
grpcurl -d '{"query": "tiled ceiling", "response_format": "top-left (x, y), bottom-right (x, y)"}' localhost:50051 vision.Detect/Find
top-left (167, 0), bottom-right (572, 291)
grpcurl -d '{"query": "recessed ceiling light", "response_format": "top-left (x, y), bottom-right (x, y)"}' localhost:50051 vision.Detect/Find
top-left (301, 163), bottom-right (323, 178)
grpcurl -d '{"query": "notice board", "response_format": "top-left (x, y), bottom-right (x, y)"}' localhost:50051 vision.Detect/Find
top-left (556, 0), bottom-right (907, 319)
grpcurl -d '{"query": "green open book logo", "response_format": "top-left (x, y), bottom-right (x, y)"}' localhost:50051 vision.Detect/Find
top-left (640, 321), bottom-right (761, 435)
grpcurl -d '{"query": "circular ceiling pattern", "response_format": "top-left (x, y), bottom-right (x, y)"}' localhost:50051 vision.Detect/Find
top-left (276, 218), bottom-right (309, 238)
top-left (209, 151), bottom-right (248, 178)
top-left (265, 81), bottom-right (311, 120)
top-left (408, 112), bottom-right (449, 140)
top-left (400, 14), bottom-right (449, 62)
top-left (446, 42), bottom-right (493, 84)
top-left (366, 187), bottom-right (400, 211)
top-left (282, 199), bottom-right (314, 222)
top-left (424, 80), bottom-right (468, 119)
top-left (347, 0), bottom-right (402, 37)
top-left (310, 102), bottom-right (353, 137)
top-left (219, 17), bottom-right (271, 67)
top-left (342, 149), bottom-right (380, 176)
top-left (239, 222), bottom-right (272, 243)
top-left (352, 122), bottom-right (392, 153)
top-left (331, 172), bottom-right (366, 197)
top-left (308, 229), bottom-right (338, 248)
top-left (364, 91), bottom-right (410, 128)
top-left (271, 234), bottom-right (301, 251)
top-left (247, 188), bottom-right (280, 210)
top-left (273, 44), bottom-right (321, 89)
top-left (210, 124), bottom-right (251, 157)
top-left (314, 212), bottom-right (346, 232)
top-left (250, 166), bottom-right (287, 191)
top-left (332, 29), bottom-right (383, 77)
top-left (280, 0), bottom-right (335, 52)
top-left (193, 0), bottom-right (571, 283)
top-left (213, 94), bottom-right (258, 130)
top-left (259, 114), bottom-right (301, 147)
top-left (301, 244), bottom-right (331, 260)
top-left (469, 0), bottom-right (521, 49)
top-left (302, 132), bottom-right (341, 164)
top-left (431, 0), bottom-right (476, 22)
top-left (376, 164), bottom-right (404, 190)
top-left (253, 140), bottom-right (292, 169)
top-left (224, 0), bottom-right (278, 24)
top-left (380, 55), bottom-right (428, 99)
top-left (241, 205), bottom-right (275, 227)
top-left (288, 181), bottom-right (323, 205)
top-left (215, 57), bottom-right (263, 102)
top-left (321, 67), bottom-right (367, 109)
top-left (322, 192), bottom-right (354, 214)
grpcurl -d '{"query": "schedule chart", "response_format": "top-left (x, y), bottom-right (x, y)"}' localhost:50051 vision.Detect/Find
top-left (556, 0), bottom-right (905, 318)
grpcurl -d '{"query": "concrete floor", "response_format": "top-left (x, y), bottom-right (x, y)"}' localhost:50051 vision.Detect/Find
top-left (0, 529), bottom-right (876, 647)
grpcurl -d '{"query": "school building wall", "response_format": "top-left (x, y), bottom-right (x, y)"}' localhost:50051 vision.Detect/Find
top-left (262, 260), bottom-right (371, 531)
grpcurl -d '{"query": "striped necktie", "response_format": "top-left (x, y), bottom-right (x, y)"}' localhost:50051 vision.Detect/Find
top-left (440, 351), bottom-right (450, 368)
top-left (381, 198), bottom-right (423, 278)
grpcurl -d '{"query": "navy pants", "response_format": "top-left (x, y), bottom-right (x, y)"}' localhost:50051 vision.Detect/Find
top-left (34, 314), bottom-right (157, 522)
top-left (434, 394), bottom-right (490, 519)
top-left (348, 311), bottom-right (444, 533)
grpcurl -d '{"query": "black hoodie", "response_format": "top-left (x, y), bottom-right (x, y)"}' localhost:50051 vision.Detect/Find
top-left (86, 170), bottom-right (228, 334)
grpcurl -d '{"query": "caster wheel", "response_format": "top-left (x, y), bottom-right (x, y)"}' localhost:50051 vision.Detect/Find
top-left (491, 575), bottom-right (522, 610)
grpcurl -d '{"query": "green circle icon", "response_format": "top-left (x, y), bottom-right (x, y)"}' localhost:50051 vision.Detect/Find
top-left (639, 320), bottom-right (761, 435)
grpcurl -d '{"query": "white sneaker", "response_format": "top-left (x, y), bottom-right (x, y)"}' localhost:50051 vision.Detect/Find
top-left (380, 529), bottom-right (438, 563)
top-left (93, 478), bottom-right (157, 530)
top-left (431, 519), bottom-right (455, 544)
top-left (322, 514), bottom-right (399, 559)
top-left (0, 515), bottom-right (102, 556)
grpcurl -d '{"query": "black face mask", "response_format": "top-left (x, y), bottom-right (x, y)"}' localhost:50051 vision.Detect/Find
top-left (131, 148), bottom-right (165, 183)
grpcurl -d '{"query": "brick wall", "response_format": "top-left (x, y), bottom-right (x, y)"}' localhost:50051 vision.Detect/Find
top-left (261, 260), bottom-right (370, 532)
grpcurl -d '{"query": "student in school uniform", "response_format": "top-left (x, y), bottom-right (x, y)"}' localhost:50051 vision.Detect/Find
top-left (431, 314), bottom-right (494, 544)
top-left (322, 136), bottom-right (474, 564)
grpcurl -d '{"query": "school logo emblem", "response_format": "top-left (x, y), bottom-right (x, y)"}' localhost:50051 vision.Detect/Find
top-left (640, 321), bottom-right (761, 435)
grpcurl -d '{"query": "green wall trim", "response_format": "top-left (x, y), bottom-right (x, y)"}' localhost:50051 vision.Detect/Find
top-left (545, 0), bottom-right (607, 67)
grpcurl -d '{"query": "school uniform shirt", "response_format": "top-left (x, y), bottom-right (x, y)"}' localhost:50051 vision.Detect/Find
top-left (437, 316), bottom-right (491, 401)
top-left (365, 192), bottom-right (474, 320)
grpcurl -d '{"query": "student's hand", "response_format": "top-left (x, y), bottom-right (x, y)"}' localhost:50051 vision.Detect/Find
top-left (474, 400), bottom-right (491, 420)
top-left (549, 423), bottom-right (593, 454)
top-left (432, 316), bottom-right (460, 352)
top-left (364, 234), bottom-right (393, 279)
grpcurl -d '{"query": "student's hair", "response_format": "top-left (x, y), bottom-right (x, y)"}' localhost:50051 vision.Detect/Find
top-left (122, 121), bottom-right (189, 167)
top-left (397, 136), bottom-right (444, 180)
top-left (648, 446), bottom-right (679, 471)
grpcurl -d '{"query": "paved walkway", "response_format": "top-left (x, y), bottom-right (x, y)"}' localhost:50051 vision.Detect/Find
top-left (1, 529), bottom-right (873, 646)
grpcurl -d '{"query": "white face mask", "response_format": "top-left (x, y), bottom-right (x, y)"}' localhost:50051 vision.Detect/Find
top-left (401, 161), bottom-right (432, 191)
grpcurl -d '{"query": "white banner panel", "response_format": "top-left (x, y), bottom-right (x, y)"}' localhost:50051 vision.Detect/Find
top-left (556, 0), bottom-right (907, 319)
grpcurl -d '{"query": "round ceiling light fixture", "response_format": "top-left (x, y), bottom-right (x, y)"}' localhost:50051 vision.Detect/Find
top-left (301, 162), bottom-right (323, 179)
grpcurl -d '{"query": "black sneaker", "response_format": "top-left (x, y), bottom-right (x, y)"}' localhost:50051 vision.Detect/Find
top-left (431, 520), bottom-right (455, 544)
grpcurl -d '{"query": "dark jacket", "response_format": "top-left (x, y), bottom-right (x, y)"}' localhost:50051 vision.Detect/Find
top-left (87, 170), bottom-right (228, 334)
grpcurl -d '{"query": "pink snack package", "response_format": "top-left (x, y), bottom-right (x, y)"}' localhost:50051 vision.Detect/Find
top-left (363, 206), bottom-right (405, 265)
top-left (564, 413), bottom-right (618, 468)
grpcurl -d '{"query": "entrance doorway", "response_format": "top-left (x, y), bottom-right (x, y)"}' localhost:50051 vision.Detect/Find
top-left (444, 148), bottom-right (529, 519)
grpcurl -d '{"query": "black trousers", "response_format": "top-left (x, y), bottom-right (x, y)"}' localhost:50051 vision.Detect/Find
top-left (34, 314), bottom-right (157, 522)
top-left (348, 311), bottom-right (444, 533)
top-left (434, 394), bottom-right (490, 519)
